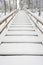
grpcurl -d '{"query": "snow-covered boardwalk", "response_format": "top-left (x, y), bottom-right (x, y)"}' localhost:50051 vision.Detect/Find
top-left (0, 10), bottom-right (43, 65)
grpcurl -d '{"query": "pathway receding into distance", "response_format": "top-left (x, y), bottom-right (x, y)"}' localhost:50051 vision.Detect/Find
top-left (0, 10), bottom-right (43, 65)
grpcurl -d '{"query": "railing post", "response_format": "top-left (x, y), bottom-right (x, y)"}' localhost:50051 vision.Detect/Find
top-left (36, 19), bottom-right (39, 23)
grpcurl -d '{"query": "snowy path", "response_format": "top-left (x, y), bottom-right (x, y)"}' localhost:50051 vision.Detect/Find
top-left (0, 10), bottom-right (43, 65)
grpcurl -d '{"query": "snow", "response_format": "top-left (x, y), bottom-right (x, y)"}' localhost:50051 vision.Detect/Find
top-left (27, 10), bottom-right (43, 24)
top-left (0, 9), bottom-right (17, 23)
top-left (0, 56), bottom-right (43, 65)
top-left (25, 9), bottom-right (43, 33)
top-left (0, 10), bottom-right (43, 65)
top-left (0, 9), bottom-right (17, 33)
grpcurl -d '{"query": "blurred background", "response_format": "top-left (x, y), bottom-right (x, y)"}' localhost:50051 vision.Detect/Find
top-left (0, 0), bottom-right (43, 17)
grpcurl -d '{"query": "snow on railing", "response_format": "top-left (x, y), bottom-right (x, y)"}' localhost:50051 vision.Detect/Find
top-left (0, 9), bottom-right (17, 25)
top-left (24, 9), bottom-right (43, 34)
top-left (27, 10), bottom-right (43, 25)
top-left (0, 9), bottom-right (18, 34)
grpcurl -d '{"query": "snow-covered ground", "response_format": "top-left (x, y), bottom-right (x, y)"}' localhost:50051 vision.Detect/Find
top-left (0, 12), bottom-right (9, 18)
top-left (33, 11), bottom-right (43, 19)
top-left (0, 10), bottom-right (43, 65)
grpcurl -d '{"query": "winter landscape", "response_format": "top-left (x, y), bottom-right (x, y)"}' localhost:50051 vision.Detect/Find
top-left (0, 0), bottom-right (43, 65)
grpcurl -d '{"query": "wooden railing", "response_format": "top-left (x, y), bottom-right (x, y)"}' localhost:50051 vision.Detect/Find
top-left (24, 9), bottom-right (43, 34)
top-left (0, 9), bottom-right (18, 34)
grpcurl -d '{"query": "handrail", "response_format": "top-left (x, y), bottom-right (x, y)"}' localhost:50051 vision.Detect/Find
top-left (0, 9), bottom-right (18, 34)
top-left (24, 9), bottom-right (43, 34)
top-left (25, 9), bottom-right (43, 25)
top-left (0, 9), bottom-right (18, 25)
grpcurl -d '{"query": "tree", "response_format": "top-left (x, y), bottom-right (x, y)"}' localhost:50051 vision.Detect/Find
top-left (38, 0), bottom-right (41, 16)
top-left (4, 0), bottom-right (6, 15)
top-left (9, 0), bottom-right (11, 12)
